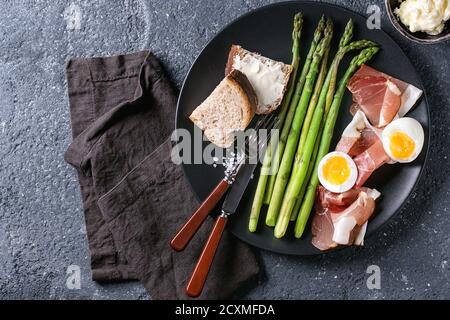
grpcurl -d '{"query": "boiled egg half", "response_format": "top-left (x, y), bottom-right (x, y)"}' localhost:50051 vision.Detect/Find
top-left (318, 151), bottom-right (358, 193)
top-left (381, 117), bottom-right (424, 163)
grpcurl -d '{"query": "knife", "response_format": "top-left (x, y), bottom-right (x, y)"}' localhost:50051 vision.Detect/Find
top-left (185, 161), bottom-right (258, 298)
top-left (170, 114), bottom-right (277, 252)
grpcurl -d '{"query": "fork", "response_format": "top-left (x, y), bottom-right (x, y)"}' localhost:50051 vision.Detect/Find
top-left (170, 114), bottom-right (277, 251)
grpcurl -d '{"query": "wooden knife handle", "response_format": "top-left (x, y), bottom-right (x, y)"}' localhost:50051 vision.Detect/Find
top-left (186, 214), bottom-right (228, 298)
top-left (170, 179), bottom-right (229, 251)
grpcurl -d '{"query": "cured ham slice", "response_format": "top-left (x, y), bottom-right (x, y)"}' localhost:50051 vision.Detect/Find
top-left (311, 186), bottom-right (359, 251)
top-left (348, 74), bottom-right (401, 127)
top-left (352, 65), bottom-right (423, 117)
top-left (353, 221), bottom-right (368, 246)
top-left (353, 139), bottom-right (390, 187)
top-left (311, 186), bottom-right (380, 251)
top-left (332, 191), bottom-right (377, 245)
top-left (350, 129), bottom-right (379, 157)
top-left (336, 111), bottom-right (391, 186)
top-left (336, 111), bottom-right (381, 157)
top-left (316, 185), bottom-right (359, 212)
top-left (320, 188), bottom-right (360, 209)
top-left (311, 207), bottom-right (337, 251)
top-left (347, 65), bottom-right (423, 127)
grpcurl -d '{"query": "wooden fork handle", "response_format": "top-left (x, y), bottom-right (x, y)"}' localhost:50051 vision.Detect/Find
top-left (170, 179), bottom-right (229, 251)
top-left (186, 214), bottom-right (228, 298)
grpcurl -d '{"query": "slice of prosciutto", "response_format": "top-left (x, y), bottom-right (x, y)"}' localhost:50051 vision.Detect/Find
top-left (336, 111), bottom-right (390, 186)
top-left (336, 110), bottom-right (381, 157)
top-left (315, 185), bottom-right (360, 215)
top-left (347, 65), bottom-right (423, 127)
top-left (348, 74), bottom-right (401, 127)
top-left (353, 139), bottom-right (390, 187)
top-left (311, 186), bottom-right (381, 251)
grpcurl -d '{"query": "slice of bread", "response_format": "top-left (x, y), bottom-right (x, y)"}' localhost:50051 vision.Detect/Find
top-left (225, 45), bottom-right (292, 114)
top-left (189, 69), bottom-right (257, 148)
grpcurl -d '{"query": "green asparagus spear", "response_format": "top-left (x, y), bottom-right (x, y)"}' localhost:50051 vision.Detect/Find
top-left (290, 160), bottom-right (311, 220)
top-left (290, 132), bottom-right (320, 221)
top-left (339, 19), bottom-right (354, 49)
top-left (290, 183), bottom-right (306, 221)
top-left (276, 12), bottom-right (304, 129)
top-left (263, 15), bottom-right (326, 205)
top-left (265, 19), bottom-right (333, 227)
top-left (294, 46), bottom-right (380, 238)
top-left (291, 47), bottom-right (330, 178)
top-left (327, 19), bottom-right (353, 111)
top-left (288, 47), bottom-right (330, 222)
top-left (249, 12), bottom-right (303, 232)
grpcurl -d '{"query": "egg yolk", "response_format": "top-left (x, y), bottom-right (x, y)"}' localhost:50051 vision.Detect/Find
top-left (323, 156), bottom-right (350, 185)
top-left (389, 131), bottom-right (415, 160)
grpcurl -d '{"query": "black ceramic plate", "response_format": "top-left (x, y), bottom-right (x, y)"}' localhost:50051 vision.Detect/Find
top-left (175, 1), bottom-right (429, 255)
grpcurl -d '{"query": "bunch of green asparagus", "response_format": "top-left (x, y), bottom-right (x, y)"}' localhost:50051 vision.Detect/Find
top-left (248, 13), bottom-right (379, 238)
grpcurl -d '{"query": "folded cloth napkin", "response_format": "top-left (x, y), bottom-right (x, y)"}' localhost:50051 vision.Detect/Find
top-left (64, 50), bottom-right (260, 299)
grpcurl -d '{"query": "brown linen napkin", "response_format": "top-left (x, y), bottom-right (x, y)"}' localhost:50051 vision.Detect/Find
top-left (64, 50), bottom-right (260, 299)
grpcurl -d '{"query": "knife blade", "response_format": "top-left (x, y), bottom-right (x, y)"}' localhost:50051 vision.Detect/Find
top-left (221, 161), bottom-right (258, 215)
top-left (221, 119), bottom-right (278, 216)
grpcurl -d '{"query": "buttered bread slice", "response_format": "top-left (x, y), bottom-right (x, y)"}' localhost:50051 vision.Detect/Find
top-left (225, 45), bottom-right (292, 115)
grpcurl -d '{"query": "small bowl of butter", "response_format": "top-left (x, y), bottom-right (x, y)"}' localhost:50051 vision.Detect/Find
top-left (386, 0), bottom-right (450, 44)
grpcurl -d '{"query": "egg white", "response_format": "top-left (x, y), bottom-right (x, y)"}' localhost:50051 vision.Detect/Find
top-left (318, 151), bottom-right (358, 193)
top-left (381, 117), bottom-right (424, 163)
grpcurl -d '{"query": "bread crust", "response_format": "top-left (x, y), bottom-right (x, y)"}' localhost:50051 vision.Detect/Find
top-left (227, 69), bottom-right (257, 128)
top-left (225, 45), bottom-right (293, 115)
top-left (225, 45), bottom-right (241, 76)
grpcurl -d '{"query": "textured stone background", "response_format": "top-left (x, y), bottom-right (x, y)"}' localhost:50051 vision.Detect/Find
top-left (0, 0), bottom-right (448, 299)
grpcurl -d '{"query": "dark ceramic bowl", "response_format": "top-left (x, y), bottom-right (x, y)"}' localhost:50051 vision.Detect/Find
top-left (386, 0), bottom-right (450, 44)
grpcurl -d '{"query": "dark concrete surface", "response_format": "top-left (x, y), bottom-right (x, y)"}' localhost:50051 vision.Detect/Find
top-left (0, 0), bottom-right (448, 300)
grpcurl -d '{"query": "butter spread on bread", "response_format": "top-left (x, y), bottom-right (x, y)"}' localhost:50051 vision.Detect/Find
top-left (226, 45), bottom-right (292, 115)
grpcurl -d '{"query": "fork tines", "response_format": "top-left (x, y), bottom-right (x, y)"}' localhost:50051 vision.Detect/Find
top-left (236, 114), bottom-right (278, 160)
